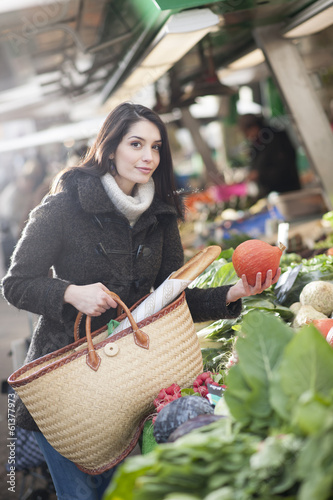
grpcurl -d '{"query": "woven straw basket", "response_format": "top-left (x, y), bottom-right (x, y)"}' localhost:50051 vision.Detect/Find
top-left (8, 291), bottom-right (203, 474)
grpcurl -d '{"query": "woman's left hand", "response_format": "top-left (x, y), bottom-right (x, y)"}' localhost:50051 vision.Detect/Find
top-left (226, 268), bottom-right (281, 304)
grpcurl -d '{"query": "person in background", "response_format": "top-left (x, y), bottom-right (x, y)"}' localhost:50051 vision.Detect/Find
top-left (0, 161), bottom-right (43, 270)
top-left (239, 114), bottom-right (301, 199)
top-left (66, 143), bottom-right (90, 168)
top-left (2, 102), bottom-right (280, 500)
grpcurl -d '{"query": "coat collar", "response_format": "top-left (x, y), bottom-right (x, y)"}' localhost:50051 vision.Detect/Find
top-left (77, 173), bottom-right (115, 214)
top-left (76, 173), bottom-right (178, 222)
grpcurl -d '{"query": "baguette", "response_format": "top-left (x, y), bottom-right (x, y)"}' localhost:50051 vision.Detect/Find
top-left (170, 245), bottom-right (222, 281)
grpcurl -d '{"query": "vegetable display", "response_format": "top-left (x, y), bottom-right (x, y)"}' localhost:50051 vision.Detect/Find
top-left (232, 239), bottom-right (285, 285)
top-left (103, 246), bottom-right (333, 500)
top-left (277, 253), bottom-right (333, 307)
top-left (194, 251), bottom-right (333, 369)
top-left (104, 311), bottom-right (333, 500)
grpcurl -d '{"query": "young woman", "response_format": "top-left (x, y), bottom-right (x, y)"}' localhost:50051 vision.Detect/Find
top-left (2, 102), bottom-right (280, 499)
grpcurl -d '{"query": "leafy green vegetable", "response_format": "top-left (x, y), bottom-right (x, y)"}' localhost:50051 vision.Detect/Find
top-left (190, 261), bottom-right (238, 289)
top-left (104, 420), bottom-right (306, 500)
top-left (197, 295), bottom-right (293, 344)
top-left (322, 210), bottom-right (333, 229)
top-left (292, 393), bottom-right (333, 436)
top-left (277, 254), bottom-right (333, 306)
top-left (180, 388), bottom-right (200, 397)
top-left (198, 318), bottom-right (239, 340)
top-left (164, 494), bottom-right (201, 500)
top-left (219, 248), bottom-right (234, 261)
top-left (224, 311), bottom-right (294, 433)
top-left (105, 453), bottom-right (156, 500)
top-left (105, 419), bottom-right (262, 500)
top-left (201, 342), bottom-right (234, 373)
top-left (249, 433), bottom-right (303, 495)
top-left (280, 253), bottom-right (302, 266)
top-left (270, 325), bottom-right (333, 435)
top-left (103, 254), bottom-right (333, 500)
top-left (242, 294), bottom-right (294, 322)
top-left (314, 212), bottom-right (333, 249)
top-left (296, 419), bottom-right (333, 500)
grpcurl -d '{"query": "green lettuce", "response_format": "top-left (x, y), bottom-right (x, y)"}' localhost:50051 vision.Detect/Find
top-left (103, 287), bottom-right (333, 500)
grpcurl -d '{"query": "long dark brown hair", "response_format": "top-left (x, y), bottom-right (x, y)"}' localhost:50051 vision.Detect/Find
top-left (51, 102), bottom-right (182, 217)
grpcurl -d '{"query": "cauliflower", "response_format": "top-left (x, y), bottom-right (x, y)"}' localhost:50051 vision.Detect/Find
top-left (293, 305), bottom-right (327, 329)
top-left (299, 281), bottom-right (333, 316)
top-left (290, 302), bottom-right (301, 315)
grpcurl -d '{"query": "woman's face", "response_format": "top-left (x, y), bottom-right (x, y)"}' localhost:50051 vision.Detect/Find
top-left (112, 119), bottom-right (162, 195)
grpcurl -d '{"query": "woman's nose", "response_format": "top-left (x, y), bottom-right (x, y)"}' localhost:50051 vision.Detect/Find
top-left (142, 147), bottom-right (153, 162)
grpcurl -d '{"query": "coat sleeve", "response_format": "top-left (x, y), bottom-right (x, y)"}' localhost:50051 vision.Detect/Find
top-left (1, 194), bottom-right (71, 322)
top-left (186, 286), bottom-right (242, 323)
top-left (154, 215), bottom-right (242, 322)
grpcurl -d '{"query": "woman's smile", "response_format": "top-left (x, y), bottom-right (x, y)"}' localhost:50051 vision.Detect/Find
top-left (136, 165), bottom-right (153, 173)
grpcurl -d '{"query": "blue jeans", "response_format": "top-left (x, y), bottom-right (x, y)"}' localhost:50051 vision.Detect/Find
top-left (33, 432), bottom-right (116, 500)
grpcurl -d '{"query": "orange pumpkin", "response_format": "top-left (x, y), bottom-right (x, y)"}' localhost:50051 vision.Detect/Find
top-left (232, 239), bottom-right (285, 286)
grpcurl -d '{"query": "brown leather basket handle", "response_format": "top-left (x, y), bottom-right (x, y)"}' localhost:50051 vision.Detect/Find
top-left (74, 291), bottom-right (149, 371)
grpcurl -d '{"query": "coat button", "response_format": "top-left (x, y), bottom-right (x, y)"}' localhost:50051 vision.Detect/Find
top-left (104, 343), bottom-right (119, 357)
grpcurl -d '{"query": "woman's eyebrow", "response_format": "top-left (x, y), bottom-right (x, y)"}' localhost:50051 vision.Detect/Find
top-left (128, 135), bottom-right (162, 142)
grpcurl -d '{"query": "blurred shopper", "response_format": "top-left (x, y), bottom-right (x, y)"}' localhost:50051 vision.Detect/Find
top-left (0, 167), bottom-right (37, 269)
top-left (66, 143), bottom-right (89, 167)
top-left (239, 114), bottom-right (301, 198)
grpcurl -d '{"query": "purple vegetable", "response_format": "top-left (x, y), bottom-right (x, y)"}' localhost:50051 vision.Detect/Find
top-left (153, 396), bottom-right (214, 444)
top-left (168, 414), bottom-right (224, 442)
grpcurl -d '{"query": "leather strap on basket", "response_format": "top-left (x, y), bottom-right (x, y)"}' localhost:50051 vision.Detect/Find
top-left (74, 290), bottom-right (149, 371)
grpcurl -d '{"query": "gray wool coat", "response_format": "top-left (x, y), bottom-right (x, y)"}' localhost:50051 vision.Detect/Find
top-left (2, 172), bottom-right (242, 431)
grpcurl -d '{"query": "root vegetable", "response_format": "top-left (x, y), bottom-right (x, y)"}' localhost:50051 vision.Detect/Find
top-left (299, 281), bottom-right (333, 316)
top-left (290, 302), bottom-right (302, 315)
top-left (293, 305), bottom-right (327, 329)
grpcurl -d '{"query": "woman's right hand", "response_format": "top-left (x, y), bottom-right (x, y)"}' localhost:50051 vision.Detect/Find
top-left (64, 283), bottom-right (117, 316)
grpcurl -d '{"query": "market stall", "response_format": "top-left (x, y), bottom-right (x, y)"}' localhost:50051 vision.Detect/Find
top-left (180, 182), bottom-right (331, 259)
top-left (103, 239), bottom-right (333, 499)
top-left (1, 1), bottom-right (333, 498)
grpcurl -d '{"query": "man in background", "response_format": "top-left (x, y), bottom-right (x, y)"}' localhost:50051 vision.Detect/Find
top-left (239, 114), bottom-right (301, 199)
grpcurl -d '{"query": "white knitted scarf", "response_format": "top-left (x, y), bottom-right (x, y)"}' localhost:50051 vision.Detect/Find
top-left (101, 174), bottom-right (155, 226)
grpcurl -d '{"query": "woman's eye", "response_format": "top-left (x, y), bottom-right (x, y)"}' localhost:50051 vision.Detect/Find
top-left (131, 142), bottom-right (141, 148)
top-left (153, 144), bottom-right (161, 151)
